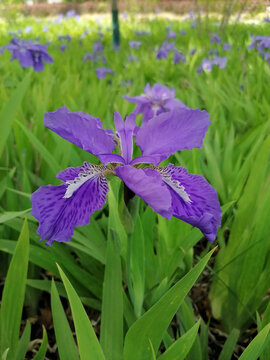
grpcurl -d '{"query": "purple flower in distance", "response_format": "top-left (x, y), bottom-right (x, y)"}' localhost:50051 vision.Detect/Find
top-left (134, 30), bottom-right (151, 36)
top-left (223, 43), bottom-right (232, 51)
top-left (93, 40), bottom-right (104, 53)
top-left (174, 50), bottom-right (186, 65)
top-left (264, 16), bottom-right (270, 23)
top-left (123, 83), bottom-right (187, 123)
top-left (190, 48), bottom-right (196, 56)
top-left (210, 33), bottom-right (221, 44)
top-left (156, 41), bottom-right (175, 59)
top-left (180, 30), bottom-right (187, 36)
top-left (167, 31), bottom-right (176, 39)
top-left (95, 67), bottom-right (114, 79)
top-left (4, 38), bottom-right (53, 72)
top-left (31, 105), bottom-right (221, 245)
top-left (198, 56), bottom-right (227, 72)
top-left (60, 44), bottom-right (67, 52)
top-left (58, 35), bottom-right (72, 42)
top-left (129, 40), bottom-right (141, 49)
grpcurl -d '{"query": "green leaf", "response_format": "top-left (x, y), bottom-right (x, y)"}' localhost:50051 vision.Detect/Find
top-left (238, 323), bottom-right (270, 360)
top-left (100, 235), bottom-right (123, 360)
top-left (15, 322), bottom-right (31, 360)
top-left (0, 73), bottom-right (31, 158)
top-left (218, 328), bottom-right (240, 360)
top-left (51, 279), bottom-right (79, 360)
top-left (33, 326), bottom-right (48, 360)
top-left (123, 248), bottom-right (215, 360)
top-left (158, 321), bottom-right (200, 360)
top-left (0, 209), bottom-right (31, 224)
top-left (57, 265), bottom-right (105, 360)
top-left (0, 219), bottom-right (29, 360)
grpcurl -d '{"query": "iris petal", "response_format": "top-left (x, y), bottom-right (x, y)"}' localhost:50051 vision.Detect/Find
top-left (31, 163), bottom-right (109, 245)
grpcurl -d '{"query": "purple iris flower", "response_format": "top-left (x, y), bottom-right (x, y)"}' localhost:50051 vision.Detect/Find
top-left (180, 30), bottom-right (187, 36)
top-left (24, 26), bottom-right (32, 33)
top-left (190, 48), bottom-right (196, 56)
top-left (198, 56), bottom-right (227, 72)
top-left (93, 40), bottom-right (104, 53)
top-left (123, 83), bottom-right (187, 123)
top-left (208, 48), bottom-right (218, 56)
top-left (58, 35), bottom-right (72, 42)
top-left (223, 43), bottom-right (232, 51)
top-left (134, 30), bottom-right (151, 36)
top-left (30, 105), bottom-right (221, 245)
top-left (129, 41), bottom-right (141, 49)
top-left (127, 54), bottom-right (139, 63)
top-left (174, 50), bottom-right (186, 65)
top-left (210, 33), bottom-right (221, 44)
top-left (95, 67), bottom-right (114, 79)
top-left (167, 31), bottom-right (176, 39)
top-left (60, 44), bottom-right (67, 52)
top-left (3, 38), bottom-right (53, 72)
top-left (264, 16), bottom-right (270, 23)
top-left (156, 41), bottom-right (175, 59)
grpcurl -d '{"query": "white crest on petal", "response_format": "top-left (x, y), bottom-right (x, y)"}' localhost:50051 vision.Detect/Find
top-left (158, 167), bottom-right (192, 203)
top-left (64, 163), bottom-right (108, 199)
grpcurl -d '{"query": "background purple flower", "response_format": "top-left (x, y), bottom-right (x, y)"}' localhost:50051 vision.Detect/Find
top-left (95, 67), bottom-right (114, 79)
top-left (4, 38), bottom-right (53, 72)
top-left (210, 33), bottom-right (221, 44)
top-left (129, 41), bottom-right (141, 49)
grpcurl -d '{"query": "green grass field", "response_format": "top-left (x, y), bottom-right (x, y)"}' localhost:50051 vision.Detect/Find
top-left (0, 11), bottom-right (270, 359)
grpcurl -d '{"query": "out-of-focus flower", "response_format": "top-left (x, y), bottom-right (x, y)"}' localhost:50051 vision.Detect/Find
top-left (43, 25), bottom-right (49, 32)
top-left (2, 38), bottom-right (53, 72)
top-left (208, 48), bottom-right (219, 56)
top-left (210, 33), bottom-right (221, 44)
top-left (198, 56), bottom-right (227, 72)
top-left (180, 30), bottom-right (187, 36)
top-left (24, 26), bottom-right (32, 33)
top-left (134, 30), bottom-right (151, 36)
top-left (127, 54), bottom-right (139, 63)
top-left (174, 50), bottom-right (186, 64)
top-left (95, 67), bottom-right (114, 79)
top-left (123, 83), bottom-right (187, 123)
top-left (122, 12), bottom-right (128, 19)
top-left (60, 44), bottom-right (67, 52)
top-left (190, 48), bottom-right (196, 56)
top-left (167, 30), bottom-right (176, 39)
top-left (129, 40), bottom-right (141, 49)
top-left (58, 35), bottom-right (72, 42)
top-left (264, 16), bottom-right (270, 23)
top-left (156, 40), bottom-right (175, 59)
top-left (223, 43), bottom-right (232, 51)
top-left (31, 104), bottom-right (221, 245)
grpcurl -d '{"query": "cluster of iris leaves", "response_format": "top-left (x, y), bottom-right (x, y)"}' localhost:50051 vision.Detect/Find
top-left (0, 8), bottom-right (270, 360)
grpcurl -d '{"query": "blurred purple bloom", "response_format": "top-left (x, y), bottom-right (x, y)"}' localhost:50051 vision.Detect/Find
top-left (180, 30), bottom-right (186, 36)
top-left (24, 26), bottom-right (32, 33)
top-left (190, 48), bottom-right (196, 56)
top-left (167, 31), bottom-right (176, 39)
top-left (58, 35), bottom-right (72, 42)
top-left (198, 56), bottom-right (227, 72)
top-left (191, 20), bottom-right (197, 29)
top-left (42, 25), bottom-right (49, 32)
top-left (208, 48), bottom-right (218, 56)
top-left (123, 83), bottom-right (187, 123)
top-left (95, 67), bottom-right (114, 79)
top-left (66, 10), bottom-right (77, 18)
top-left (122, 12), bottom-right (128, 19)
top-left (60, 44), bottom-right (67, 52)
top-left (134, 30), bottom-right (151, 36)
top-left (210, 33), bottom-right (221, 44)
top-left (156, 41), bottom-right (175, 59)
top-left (129, 40), bottom-right (141, 49)
top-left (31, 105), bottom-right (221, 245)
top-left (174, 50), bottom-right (186, 65)
top-left (264, 16), bottom-right (270, 23)
top-left (223, 43), bottom-right (232, 51)
top-left (93, 40), bottom-right (104, 53)
top-left (127, 54), bottom-right (139, 63)
top-left (4, 38), bottom-right (53, 72)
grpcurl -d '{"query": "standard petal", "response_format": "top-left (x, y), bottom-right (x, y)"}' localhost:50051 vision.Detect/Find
top-left (158, 164), bottom-right (222, 241)
top-left (44, 106), bottom-right (116, 158)
top-left (135, 107), bottom-right (210, 165)
top-left (115, 165), bottom-right (172, 219)
top-left (114, 112), bottom-right (136, 164)
top-left (31, 163), bottom-right (109, 245)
